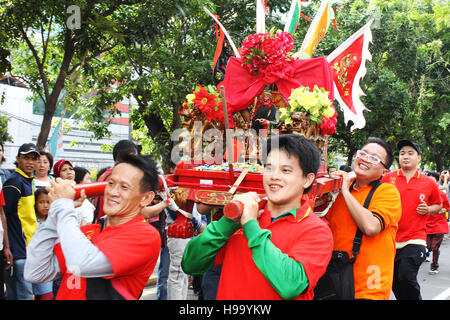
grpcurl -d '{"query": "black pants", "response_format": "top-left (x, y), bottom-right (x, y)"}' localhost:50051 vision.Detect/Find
top-left (392, 244), bottom-right (426, 300)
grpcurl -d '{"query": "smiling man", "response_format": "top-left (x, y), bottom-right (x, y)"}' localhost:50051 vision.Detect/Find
top-left (382, 139), bottom-right (442, 300)
top-left (181, 134), bottom-right (333, 300)
top-left (325, 137), bottom-right (402, 299)
top-left (24, 154), bottom-right (161, 300)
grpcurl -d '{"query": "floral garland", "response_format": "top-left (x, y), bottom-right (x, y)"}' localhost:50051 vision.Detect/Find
top-left (179, 84), bottom-right (227, 125)
top-left (279, 85), bottom-right (337, 135)
top-left (240, 31), bottom-right (294, 76)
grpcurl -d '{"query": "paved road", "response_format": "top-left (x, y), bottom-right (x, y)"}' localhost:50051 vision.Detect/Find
top-left (141, 236), bottom-right (450, 301)
top-left (415, 236), bottom-right (450, 300)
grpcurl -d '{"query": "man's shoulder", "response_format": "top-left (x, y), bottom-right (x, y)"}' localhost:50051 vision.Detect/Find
top-left (3, 172), bottom-right (28, 196)
top-left (420, 174), bottom-right (439, 188)
top-left (118, 216), bottom-right (161, 239)
top-left (4, 171), bottom-right (23, 186)
top-left (296, 210), bottom-right (332, 239)
top-left (377, 182), bottom-right (400, 195)
top-left (81, 223), bottom-right (101, 240)
top-left (381, 171), bottom-right (399, 185)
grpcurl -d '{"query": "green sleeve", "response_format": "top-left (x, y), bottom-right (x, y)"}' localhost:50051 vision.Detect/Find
top-left (243, 219), bottom-right (309, 300)
top-left (181, 216), bottom-right (240, 275)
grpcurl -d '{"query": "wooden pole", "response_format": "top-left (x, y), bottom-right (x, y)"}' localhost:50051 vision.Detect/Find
top-left (220, 86), bottom-right (234, 184)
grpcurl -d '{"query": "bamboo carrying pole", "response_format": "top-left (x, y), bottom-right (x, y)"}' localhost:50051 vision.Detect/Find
top-left (220, 86), bottom-right (235, 184)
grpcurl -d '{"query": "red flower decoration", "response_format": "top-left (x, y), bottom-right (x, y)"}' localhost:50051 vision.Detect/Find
top-left (240, 32), bottom-right (294, 76)
top-left (318, 105), bottom-right (337, 135)
top-left (193, 85), bottom-right (217, 113)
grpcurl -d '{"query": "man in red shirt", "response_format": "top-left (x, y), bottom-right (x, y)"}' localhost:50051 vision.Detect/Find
top-left (424, 171), bottom-right (449, 275)
top-left (382, 140), bottom-right (442, 300)
top-left (94, 139), bottom-right (138, 223)
top-left (182, 134), bottom-right (333, 299)
top-left (24, 154), bottom-right (161, 300)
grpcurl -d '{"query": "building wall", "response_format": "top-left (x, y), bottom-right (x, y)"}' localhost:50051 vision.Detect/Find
top-left (0, 83), bottom-right (130, 171)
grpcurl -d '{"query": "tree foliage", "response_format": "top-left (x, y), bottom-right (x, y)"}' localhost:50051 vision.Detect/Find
top-left (321, 0), bottom-right (449, 170)
top-left (0, 0), bottom-right (141, 149)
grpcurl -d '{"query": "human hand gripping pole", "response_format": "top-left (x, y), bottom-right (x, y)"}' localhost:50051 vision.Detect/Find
top-left (47, 178), bottom-right (77, 202)
top-left (224, 193), bottom-right (267, 221)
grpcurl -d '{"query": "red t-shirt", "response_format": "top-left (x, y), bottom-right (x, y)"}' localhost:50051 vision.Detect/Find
top-left (426, 190), bottom-right (450, 235)
top-left (54, 214), bottom-right (160, 300)
top-left (382, 169), bottom-right (442, 242)
top-left (214, 200), bottom-right (333, 300)
top-left (0, 190), bottom-right (5, 207)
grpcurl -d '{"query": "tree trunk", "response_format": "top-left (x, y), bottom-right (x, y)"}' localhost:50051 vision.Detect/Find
top-left (434, 146), bottom-right (447, 172)
top-left (347, 147), bottom-right (356, 166)
top-left (35, 31), bottom-right (75, 149)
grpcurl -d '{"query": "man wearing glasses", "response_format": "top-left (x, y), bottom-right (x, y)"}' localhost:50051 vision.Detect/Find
top-left (3, 143), bottom-right (40, 300)
top-left (325, 137), bottom-right (402, 299)
top-left (382, 140), bottom-right (442, 300)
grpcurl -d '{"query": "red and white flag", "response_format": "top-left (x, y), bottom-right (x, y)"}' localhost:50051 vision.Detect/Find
top-left (326, 19), bottom-right (373, 131)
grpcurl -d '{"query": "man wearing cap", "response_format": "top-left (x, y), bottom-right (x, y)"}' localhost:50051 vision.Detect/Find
top-left (382, 140), bottom-right (442, 300)
top-left (3, 143), bottom-right (40, 300)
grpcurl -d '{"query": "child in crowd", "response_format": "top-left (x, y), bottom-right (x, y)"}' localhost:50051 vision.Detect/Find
top-left (32, 188), bottom-right (53, 300)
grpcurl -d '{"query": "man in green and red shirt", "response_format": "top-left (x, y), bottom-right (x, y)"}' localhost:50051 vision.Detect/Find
top-left (382, 140), bottom-right (442, 300)
top-left (182, 134), bottom-right (333, 300)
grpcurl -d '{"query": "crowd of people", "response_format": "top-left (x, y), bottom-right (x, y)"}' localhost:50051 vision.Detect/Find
top-left (0, 136), bottom-right (448, 300)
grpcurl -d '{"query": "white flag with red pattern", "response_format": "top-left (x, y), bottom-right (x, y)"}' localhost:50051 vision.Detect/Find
top-left (326, 19), bottom-right (373, 131)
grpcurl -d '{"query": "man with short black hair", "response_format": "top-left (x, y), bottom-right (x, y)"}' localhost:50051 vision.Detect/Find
top-left (3, 143), bottom-right (40, 300)
top-left (382, 139), bottom-right (442, 300)
top-left (94, 139), bottom-right (138, 223)
top-left (325, 137), bottom-right (402, 299)
top-left (24, 154), bottom-right (161, 300)
top-left (182, 134), bottom-right (333, 299)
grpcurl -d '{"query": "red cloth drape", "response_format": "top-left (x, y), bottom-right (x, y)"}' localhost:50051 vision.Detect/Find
top-left (223, 56), bottom-right (334, 113)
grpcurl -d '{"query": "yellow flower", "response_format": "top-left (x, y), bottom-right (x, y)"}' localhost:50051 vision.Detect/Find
top-left (319, 93), bottom-right (332, 108)
top-left (323, 106), bottom-right (335, 118)
top-left (286, 85), bottom-right (335, 125)
top-left (302, 93), bottom-right (317, 110)
top-left (186, 94), bottom-right (196, 103)
top-left (309, 104), bottom-right (321, 117)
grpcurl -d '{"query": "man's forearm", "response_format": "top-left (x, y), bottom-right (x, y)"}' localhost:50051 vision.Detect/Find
top-left (24, 208), bottom-right (61, 284)
top-left (142, 201), bottom-right (167, 219)
top-left (341, 189), bottom-right (381, 236)
top-left (428, 203), bottom-right (443, 214)
top-left (182, 216), bottom-right (240, 275)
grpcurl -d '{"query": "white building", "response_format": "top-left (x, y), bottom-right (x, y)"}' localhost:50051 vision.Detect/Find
top-left (0, 78), bottom-right (131, 172)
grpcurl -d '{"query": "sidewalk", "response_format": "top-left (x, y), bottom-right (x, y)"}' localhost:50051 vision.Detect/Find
top-left (145, 256), bottom-right (159, 287)
top-left (141, 256), bottom-right (197, 300)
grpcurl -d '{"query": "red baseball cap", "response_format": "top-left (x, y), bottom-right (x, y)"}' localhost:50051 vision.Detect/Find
top-left (53, 159), bottom-right (73, 178)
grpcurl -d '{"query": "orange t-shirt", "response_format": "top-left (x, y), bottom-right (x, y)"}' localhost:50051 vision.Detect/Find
top-left (326, 183), bottom-right (402, 299)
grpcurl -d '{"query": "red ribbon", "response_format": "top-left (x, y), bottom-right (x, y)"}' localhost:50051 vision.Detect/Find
top-left (223, 56), bottom-right (334, 113)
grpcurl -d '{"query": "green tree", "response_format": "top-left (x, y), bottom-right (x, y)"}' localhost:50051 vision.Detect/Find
top-left (0, 114), bottom-right (13, 144)
top-left (320, 0), bottom-right (448, 170)
top-left (0, 0), bottom-right (139, 149)
top-left (74, 0), bottom-right (289, 171)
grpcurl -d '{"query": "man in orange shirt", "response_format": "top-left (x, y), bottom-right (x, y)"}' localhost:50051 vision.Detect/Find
top-left (326, 137), bottom-right (402, 299)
